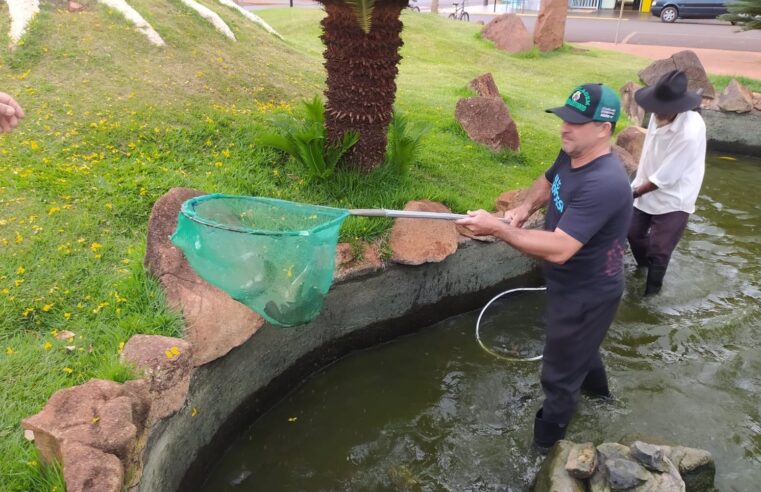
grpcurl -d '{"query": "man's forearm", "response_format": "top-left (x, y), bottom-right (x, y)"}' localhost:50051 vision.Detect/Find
top-left (491, 222), bottom-right (579, 264)
top-left (633, 180), bottom-right (658, 199)
top-left (519, 175), bottom-right (551, 215)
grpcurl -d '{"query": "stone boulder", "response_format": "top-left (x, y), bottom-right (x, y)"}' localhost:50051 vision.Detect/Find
top-left (389, 200), bottom-right (459, 265)
top-left (612, 144), bottom-right (638, 176)
top-left (495, 188), bottom-right (544, 229)
top-left (664, 445), bottom-right (715, 491)
top-left (68, 1), bottom-right (85, 12)
top-left (718, 79), bottom-right (754, 113)
top-left (469, 73), bottom-right (501, 98)
top-left (615, 126), bottom-right (647, 165)
top-left (62, 441), bottom-right (124, 492)
top-left (22, 379), bottom-right (149, 470)
top-left (333, 240), bottom-right (384, 282)
top-left (144, 188), bottom-right (264, 366)
top-left (566, 442), bottom-right (597, 479)
top-left (455, 96), bottom-right (520, 151)
top-left (121, 335), bottom-right (194, 422)
top-left (533, 0), bottom-right (568, 52)
top-left (481, 14), bottom-right (532, 53)
top-left (754, 92), bottom-right (761, 111)
top-left (638, 50), bottom-right (715, 99)
top-left (620, 81), bottom-right (646, 127)
top-left (534, 440), bottom-right (585, 491)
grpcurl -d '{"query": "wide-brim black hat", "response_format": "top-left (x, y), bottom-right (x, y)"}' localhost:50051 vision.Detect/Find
top-left (635, 70), bottom-right (702, 114)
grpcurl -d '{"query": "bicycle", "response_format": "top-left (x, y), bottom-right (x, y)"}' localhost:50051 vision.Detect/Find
top-left (407, 0), bottom-right (420, 12)
top-left (449, 1), bottom-right (469, 21)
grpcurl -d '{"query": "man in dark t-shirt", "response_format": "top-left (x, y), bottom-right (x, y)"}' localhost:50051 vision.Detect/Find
top-left (458, 83), bottom-right (632, 452)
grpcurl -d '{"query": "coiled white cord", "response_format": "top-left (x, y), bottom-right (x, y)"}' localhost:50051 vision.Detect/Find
top-left (475, 286), bottom-right (547, 362)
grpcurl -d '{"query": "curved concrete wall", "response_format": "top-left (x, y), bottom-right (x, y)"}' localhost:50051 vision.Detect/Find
top-left (137, 239), bottom-right (539, 491)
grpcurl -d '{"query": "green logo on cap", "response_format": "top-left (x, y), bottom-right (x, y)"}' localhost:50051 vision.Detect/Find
top-left (566, 88), bottom-right (591, 112)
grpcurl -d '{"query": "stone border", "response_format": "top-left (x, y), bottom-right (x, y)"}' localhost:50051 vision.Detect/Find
top-left (701, 108), bottom-right (761, 157)
top-left (139, 228), bottom-right (540, 491)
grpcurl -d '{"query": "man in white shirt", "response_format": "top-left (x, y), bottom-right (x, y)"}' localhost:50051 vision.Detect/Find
top-left (629, 70), bottom-right (706, 296)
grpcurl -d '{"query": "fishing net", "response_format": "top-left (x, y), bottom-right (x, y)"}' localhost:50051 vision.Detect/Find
top-left (171, 194), bottom-right (349, 327)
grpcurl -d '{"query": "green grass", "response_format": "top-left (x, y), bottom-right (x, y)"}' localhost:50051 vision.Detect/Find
top-left (0, 4), bottom-right (758, 490)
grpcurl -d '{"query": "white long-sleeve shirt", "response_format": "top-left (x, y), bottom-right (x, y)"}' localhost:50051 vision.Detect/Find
top-left (632, 111), bottom-right (706, 215)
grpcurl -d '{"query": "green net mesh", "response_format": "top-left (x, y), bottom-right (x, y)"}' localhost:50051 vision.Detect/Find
top-left (171, 194), bottom-right (349, 327)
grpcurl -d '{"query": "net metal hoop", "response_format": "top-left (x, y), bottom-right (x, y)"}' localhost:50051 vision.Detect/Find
top-left (475, 286), bottom-right (547, 362)
top-left (179, 194), bottom-right (349, 237)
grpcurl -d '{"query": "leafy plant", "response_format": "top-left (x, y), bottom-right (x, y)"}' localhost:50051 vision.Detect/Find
top-left (259, 96), bottom-right (359, 180)
top-left (720, 0), bottom-right (761, 30)
top-left (385, 109), bottom-right (430, 177)
top-left (344, 0), bottom-right (376, 33)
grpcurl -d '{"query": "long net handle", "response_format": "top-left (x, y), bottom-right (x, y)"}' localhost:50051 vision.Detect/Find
top-left (350, 209), bottom-right (510, 222)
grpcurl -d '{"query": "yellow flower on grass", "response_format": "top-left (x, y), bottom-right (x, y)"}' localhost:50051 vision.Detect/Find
top-left (42, 304), bottom-right (53, 312)
top-left (22, 307), bottom-right (34, 317)
top-left (90, 242), bottom-right (102, 253)
top-left (48, 207), bottom-right (61, 216)
top-left (105, 203), bottom-right (113, 210)
top-left (117, 341), bottom-right (125, 354)
top-left (62, 367), bottom-right (74, 374)
top-left (15, 231), bottom-right (23, 244)
top-left (15, 279), bottom-right (24, 287)
top-left (6, 347), bottom-right (14, 355)
top-left (64, 312), bottom-right (72, 320)
top-left (43, 341), bottom-right (52, 351)
top-left (16, 266), bottom-right (25, 275)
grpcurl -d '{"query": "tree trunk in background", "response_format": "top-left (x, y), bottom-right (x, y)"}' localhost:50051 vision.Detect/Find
top-left (431, 0), bottom-right (439, 13)
top-left (320, 0), bottom-right (407, 171)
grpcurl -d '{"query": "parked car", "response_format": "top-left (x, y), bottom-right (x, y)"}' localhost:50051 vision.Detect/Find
top-left (650, 0), bottom-right (730, 22)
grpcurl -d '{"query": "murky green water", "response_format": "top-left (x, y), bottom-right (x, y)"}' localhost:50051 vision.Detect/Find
top-left (203, 153), bottom-right (761, 491)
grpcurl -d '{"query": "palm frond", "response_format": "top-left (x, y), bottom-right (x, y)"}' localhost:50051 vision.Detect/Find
top-left (344, 0), bottom-right (375, 34)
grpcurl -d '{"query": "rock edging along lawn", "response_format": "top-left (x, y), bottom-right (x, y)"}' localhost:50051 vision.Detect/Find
top-left (22, 187), bottom-right (540, 492)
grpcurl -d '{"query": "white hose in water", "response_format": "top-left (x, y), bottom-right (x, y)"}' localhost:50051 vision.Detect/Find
top-left (475, 286), bottom-right (547, 362)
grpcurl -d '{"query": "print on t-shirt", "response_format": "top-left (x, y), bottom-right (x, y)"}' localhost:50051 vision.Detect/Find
top-left (551, 175), bottom-right (564, 213)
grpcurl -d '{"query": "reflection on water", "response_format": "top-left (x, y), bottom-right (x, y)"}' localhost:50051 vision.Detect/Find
top-left (203, 154), bottom-right (761, 491)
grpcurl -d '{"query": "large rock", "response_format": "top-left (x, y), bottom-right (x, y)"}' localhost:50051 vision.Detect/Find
top-left (495, 188), bottom-right (544, 229)
top-left (121, 335), bottom-right (194, 422)
top-left (565, 442), bottom-right (597, 479)
top-left (144, 188), bottom-right (264, 366)
top-left (469, 73), bottom-right (501, 98)
top-left (717, 79), bottom-right (754, 113)
top-left (753, 92), bottom-right (761, 111)
top-left (455, 96), bottom-right (520, 151)
top-left (615, 126), bottom-right (647, 165)
top-left (389, 200), bottom-right (459, 265)
top-left (62, 441), bottom-right (123, 492)
top-left (481, 14), bottom-right (532, 53)
top-left (533, 0), bottom-right (568, 52)
top-left (620, 81), bottom-right (646, 127)
top-left (534, 440), bottom-right (585, 492)
top-left (612, 144), bottom-right (638, 177)
top-left (333, 240), bottom-right (383, 282)
top-left (630, 456), bottom-right (685, 492)
top-left (630, 440), bottom-right (669, 473)
top-left (22, 379), bottom-right (148, 469)
top-left (606, 458), bottom-right (650, 490)
top-left (665, 446), bottom-right (715, 491)
top-left (638, 50), bottom-right (715, 99)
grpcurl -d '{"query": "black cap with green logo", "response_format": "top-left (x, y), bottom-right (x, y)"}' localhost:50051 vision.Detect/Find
top-left (545, 83), bottom-right (620, 124)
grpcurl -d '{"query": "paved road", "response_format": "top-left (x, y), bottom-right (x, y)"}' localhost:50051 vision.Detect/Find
top-left (509, 15), bottom-right (761, 51)
top-left (244, 0), bottom-right (761, 52)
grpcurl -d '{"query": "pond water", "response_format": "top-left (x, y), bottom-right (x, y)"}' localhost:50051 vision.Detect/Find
top-left (202, 153), bottom-right (761, 491)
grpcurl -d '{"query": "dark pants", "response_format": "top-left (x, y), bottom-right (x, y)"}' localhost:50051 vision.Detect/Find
top-left (540, 291), bottom-right (622, 424)
top-left (627, 208), bottom-right (690, 270)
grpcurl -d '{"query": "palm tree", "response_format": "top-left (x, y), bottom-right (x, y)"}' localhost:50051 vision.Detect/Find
top-left (318, 0), bottom-right (408, 170)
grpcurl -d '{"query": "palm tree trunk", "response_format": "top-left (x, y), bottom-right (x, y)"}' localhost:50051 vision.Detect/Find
top-left (320, 0), bottom-right (406, 171)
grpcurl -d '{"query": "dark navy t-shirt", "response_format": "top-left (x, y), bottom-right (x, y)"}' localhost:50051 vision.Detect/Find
top-left (543, 150), bottom-right (633, 298)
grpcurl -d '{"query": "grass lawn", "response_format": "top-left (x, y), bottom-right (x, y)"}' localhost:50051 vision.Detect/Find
top-left (0, 3), bottom-right (757, 489)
